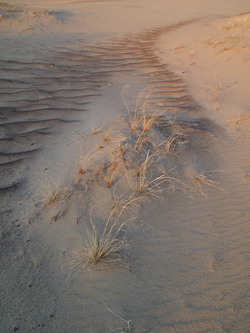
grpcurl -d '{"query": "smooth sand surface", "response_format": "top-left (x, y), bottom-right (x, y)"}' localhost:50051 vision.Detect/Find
top-left (0, 1), bottom-right (250, 332)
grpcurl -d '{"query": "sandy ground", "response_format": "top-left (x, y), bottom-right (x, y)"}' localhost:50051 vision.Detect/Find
top-left (0, 1), bottom-right (250, 332)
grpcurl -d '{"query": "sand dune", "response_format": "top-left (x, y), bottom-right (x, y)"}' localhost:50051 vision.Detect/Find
top-left (0, 1), bottom-right (250, 332)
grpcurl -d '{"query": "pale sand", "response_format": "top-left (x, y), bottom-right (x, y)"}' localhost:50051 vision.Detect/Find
top-left (0, 1), bottom-right (250, 332)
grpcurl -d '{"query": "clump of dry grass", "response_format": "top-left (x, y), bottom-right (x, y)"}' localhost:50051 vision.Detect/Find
top-left (136, 88), bottom-right (160, 131)
top-left (122, 86), bottom-right (160, 132)
top-left (102, 126), bottom-right (125, 144)
top-left (69, 216), bottom-right (131, 271)
top-left (67, 86), bottom-right (211, 273)
top-left (141, 111), bottom-right (160, 131)
top-left (122, 85), bottom-right (140, 131)
top-left (127, 151), bottom-right (170, 199)
top-left (134, 131), bottom-right (153, 153)
top-left (77, 149), bottom-right (98, 175)
top-left (39, 181), bottom-right (65, 206)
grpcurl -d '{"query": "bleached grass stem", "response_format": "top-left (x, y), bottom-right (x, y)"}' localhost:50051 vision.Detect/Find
top-left (104, 302), bottom-right (132, 333)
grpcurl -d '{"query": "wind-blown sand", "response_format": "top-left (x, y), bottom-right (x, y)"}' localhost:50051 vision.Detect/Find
top-left (0, 1), bottom-right (250, 332)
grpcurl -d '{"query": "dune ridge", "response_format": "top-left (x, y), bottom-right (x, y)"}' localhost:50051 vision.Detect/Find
top-left (0, 1), bottom-right (250, 332)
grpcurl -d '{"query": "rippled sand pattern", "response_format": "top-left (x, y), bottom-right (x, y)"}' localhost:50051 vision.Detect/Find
top-left (0, 18), bottom-right (249, 332)
top-left (0, 19), bottom-right (209, 193)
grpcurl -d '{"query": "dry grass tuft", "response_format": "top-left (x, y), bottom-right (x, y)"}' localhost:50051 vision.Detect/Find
top-left (69, 216), bottom-right (131, 272)
top-left (127, 151), bottom-right (170, 199)
top-left (102, 126), bottom-right (125, 144)
top-left (135, 87), bottom-right (160, 131)
top-left (77, 149), bottom-right (98, 175)
top-left (141, 111), bottom-right (160, 131)
top-left (134, 131), bottom-right (153, 153)
top-left (39, 181), bottom-right (65, 206)
top-left (123, 86), bottom-right (160, 132)
top-left (122, 85), bottom-right (140, 131)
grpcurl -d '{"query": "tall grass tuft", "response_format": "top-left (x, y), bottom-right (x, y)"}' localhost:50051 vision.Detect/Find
top-left (68, 214), bottom-right (132, 272)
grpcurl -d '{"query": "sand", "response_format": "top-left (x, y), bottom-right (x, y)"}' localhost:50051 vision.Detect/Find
top-left (0, 1), bottom-right (250, 332)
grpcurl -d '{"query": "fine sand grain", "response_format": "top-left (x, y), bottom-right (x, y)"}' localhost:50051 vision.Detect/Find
top-left (0, 1), bottom-right (250, 332)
